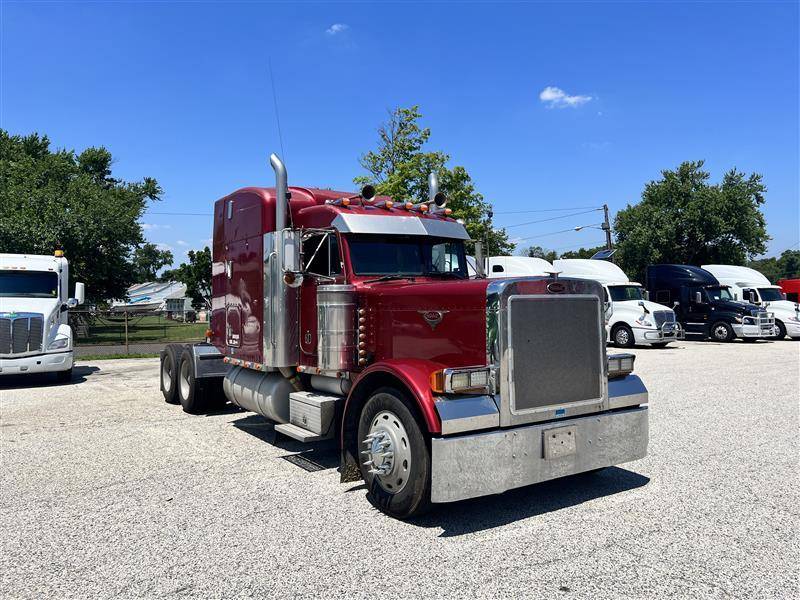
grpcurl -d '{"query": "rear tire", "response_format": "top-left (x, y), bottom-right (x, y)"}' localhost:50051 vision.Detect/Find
top-left (612, 324), bottom-right (635, 348)
top-left (160, 345), bottom-right (180, 404)
top-left (711, 321), bottom-right (734, 342)
top-left (357, 387), bottom-right (431, 520)
top-left (177, 348), bottom-right (206, 413)
top-left (774, 320), bottom-right (787, 340)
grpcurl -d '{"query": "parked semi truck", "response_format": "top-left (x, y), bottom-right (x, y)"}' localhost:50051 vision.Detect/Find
top-left (645, 264), bottom-right (775, 342)
top-left (701, 264), bottom-right (800, 340)
top-left (0, 252), bottom-right (85, 380)
top-left (554, 259), bottom-right (682, 348)
top-left (778, 279), bottom-right (800, 304)
top-left (160, 156), bottom-right (650, 519)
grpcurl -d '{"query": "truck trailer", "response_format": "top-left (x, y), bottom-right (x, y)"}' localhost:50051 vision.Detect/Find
top-left (646, 264), bottom-right (775, 342)
top-left (702, 264), bottom-right (800, 340)
top-left (0, 252), bottom-right (85, 380)
top-left (553, 259), bottom-right (682, 348)
top-left (160, 156), bottom-right (650, 519)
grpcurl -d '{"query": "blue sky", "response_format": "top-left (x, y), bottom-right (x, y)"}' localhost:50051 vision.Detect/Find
top-left (2, 1), bottom-right (798, 265)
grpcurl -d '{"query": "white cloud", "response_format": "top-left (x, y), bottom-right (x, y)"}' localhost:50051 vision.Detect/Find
top-left (176, 240), bottom-right (189, 246)
top-left (539, 86), bottom-right (593, 109)
top-left (141, 223), bottom-right (171, 231)
top-left (326, 23), bottom-right (349, 35)
top-left (155, 243), bottom-right (173, 252)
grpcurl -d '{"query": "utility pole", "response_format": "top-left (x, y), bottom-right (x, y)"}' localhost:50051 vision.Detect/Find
top-left (485, 204), bottom-right (494, 269)
top-left (602, 204), bottom-right (612, 250)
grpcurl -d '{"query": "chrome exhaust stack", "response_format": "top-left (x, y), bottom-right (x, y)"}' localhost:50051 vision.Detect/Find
top-left (427, 171), bottom-right (449, 213)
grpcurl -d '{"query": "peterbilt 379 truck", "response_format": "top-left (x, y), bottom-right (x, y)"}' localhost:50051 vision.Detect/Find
top-left (0, 252), bottom-right (85, 380)
top-left (159, 155), bottom-right (649, 519)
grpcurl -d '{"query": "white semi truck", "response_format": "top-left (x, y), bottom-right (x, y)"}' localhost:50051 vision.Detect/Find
top-left (702, 264), bottom-right (800, 340)
top-left (553, 259), bottom-right (683, 348)
top-left (0, 252), bottom-right (85, 380)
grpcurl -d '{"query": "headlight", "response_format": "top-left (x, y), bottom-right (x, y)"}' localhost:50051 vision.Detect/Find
top-left (48, 336), bottom-right (69, 350)
top-left (431, 367), bottom-right (491, 394)
top-left (607, 353), bottom-right (635, 379)
top-left (733, 315), bottom-right (743, 323)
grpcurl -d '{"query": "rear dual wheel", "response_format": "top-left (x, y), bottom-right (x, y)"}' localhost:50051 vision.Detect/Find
top-left (357, 388), bottom-right (431, 519)
top-left (161, 344), bottom-right (224, 413)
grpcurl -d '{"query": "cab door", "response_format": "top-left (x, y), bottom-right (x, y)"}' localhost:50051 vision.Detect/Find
top-left (682, 286), bottom-right (710, 336)
top-left (299, 232), bottom-right (343, 366)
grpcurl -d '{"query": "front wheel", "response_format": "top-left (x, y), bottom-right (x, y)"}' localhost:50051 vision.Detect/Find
top-left (612, 324), bottom-right (635, 348)
top-left (357, 388), bottom-right (431, 519)
top-left (774, 320), bottom-right (787, 340)
top-left (711, 321), bottom-right (734, 342)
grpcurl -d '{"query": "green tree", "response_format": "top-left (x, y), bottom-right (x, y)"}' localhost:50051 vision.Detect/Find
top-left (0, 130), bottom-right (161, 302)
top-left (355, 106), bottom-right (513, 255)
top-left (559, 245), bottom-right (607, 260)
top-left (614, 160), bottom-right (769, 282)
top-left (132, 243), bottom-right (173, 283)
top-left (520, 245), bottom-right (559, 262)
top-left (748, 249), bottom-right (800, 283)
top-left (162, 247), bottom-right (212, 309)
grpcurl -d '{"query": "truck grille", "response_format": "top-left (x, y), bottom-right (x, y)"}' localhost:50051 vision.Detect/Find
top-left (0, 314), bottom-right (44, 356)
top-left (507, 296), bottom-right (603, 413)
top-left (652, 310), bottom-right (675, 327)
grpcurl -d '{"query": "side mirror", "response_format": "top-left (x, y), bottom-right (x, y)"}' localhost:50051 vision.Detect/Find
top-left (74, 282), bottom-right (85, 305)
top-left (694, 291), bottom-right (703, 304)
top-left (643, 290), bottom-right (650, 301)
top-left (673, 300), bottom-right (680, 308)
top-left (748, 291), bottom-right (757, 304)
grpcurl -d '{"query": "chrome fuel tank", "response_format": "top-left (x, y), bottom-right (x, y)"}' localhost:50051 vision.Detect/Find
top-left (317, 284), bottom-right (356, 371)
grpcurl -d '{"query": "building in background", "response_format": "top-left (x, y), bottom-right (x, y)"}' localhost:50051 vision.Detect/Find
top-left (111, 281), bottom-right (193, 319)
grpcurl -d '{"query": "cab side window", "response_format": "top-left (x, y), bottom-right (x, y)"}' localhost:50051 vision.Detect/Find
top-left (303, 233), bottom-right (342, 278)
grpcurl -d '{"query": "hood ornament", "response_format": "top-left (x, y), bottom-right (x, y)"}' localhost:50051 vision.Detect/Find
top-left (419, 310), bottom-right (449, 330)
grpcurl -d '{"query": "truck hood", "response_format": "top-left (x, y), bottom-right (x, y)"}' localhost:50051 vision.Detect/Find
top-left (614, 299), bottom-right (674, 315)
top-left (360, 278), bottom-right (491, 368)
top-left (0, 297), bottom-right (60, 319)
top-left (712, 299), bottom-right (763, 315)
top-left (760, 299), bottom-right (800, 316)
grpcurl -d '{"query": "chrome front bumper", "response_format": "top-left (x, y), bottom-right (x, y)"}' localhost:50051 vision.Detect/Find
top-left (430, 406), bottom-right (648, 503)
top-left (0, 351), bottom-right (73, 375)
top-left (734, 314), bottom-right (776, 338)
top-left (640, 321), bottom-right (684, 342)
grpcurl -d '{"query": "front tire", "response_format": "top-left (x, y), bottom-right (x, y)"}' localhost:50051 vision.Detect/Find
top-left (357, 387), bottom-right (431, 519)
top-left (774, 320), bottom-right (787, 340)
top-left (711, 321), bottom-right (734, 342)
top-left (612, 324), bottom-right (635, 348)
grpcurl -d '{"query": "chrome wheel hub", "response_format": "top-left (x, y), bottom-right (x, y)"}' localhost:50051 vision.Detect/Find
top-left (361, 410), bottom-right (411, 494)
top-left (179, 360), bottom-right (191, 399)
top-left (616, 329), bottom-right (629, 345)
top-left (714, 325), bottom-right (727, 339)
top-left (161, 358), bottom-right (172, 392)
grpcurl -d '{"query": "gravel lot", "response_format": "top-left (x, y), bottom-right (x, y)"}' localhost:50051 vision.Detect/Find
top-left (1, 340), bottom-right (798, 599)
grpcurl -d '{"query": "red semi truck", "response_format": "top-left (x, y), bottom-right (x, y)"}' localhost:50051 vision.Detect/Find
top-left (160, 155), bottom-right (649, 518)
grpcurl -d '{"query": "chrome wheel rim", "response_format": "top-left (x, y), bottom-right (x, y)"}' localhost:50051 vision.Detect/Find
top-left (179, 360), bottom-right (191, 400)
top-left (616, 329), bottom-right (630, 345)
top-left (161, 357), bottom-right (173, 392)
top-left (714, 325), bottom-right (728, 340)
top-left (361, 410), bottom-right (411, 494)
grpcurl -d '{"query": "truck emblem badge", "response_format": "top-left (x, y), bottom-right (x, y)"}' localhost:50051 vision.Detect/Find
top-left (419, 310), bottom-right (448, 330)
top-left (547, 282), bottom-right (566, 293)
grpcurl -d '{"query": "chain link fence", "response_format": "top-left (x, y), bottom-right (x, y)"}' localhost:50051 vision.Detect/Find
top-left (70, 310), bottom-right (207, 357)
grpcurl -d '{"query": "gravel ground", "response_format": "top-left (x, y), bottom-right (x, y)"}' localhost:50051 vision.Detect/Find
top-left (1, 340), bottom-right (798, 599)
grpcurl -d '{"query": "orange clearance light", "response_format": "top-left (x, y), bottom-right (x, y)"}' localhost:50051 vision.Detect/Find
top-left (418, 204), bottom-right (429, 213)
top-left (54, 250), bottom-right (64, 257)
top-left (430, 369), bottom-right (445, 394)
top-left (444, 208), bottom-right (453, 216)
top-left (341, 198), bottom-right (351, 206)
top-left (403, 202), bottom-right (414, 210)
top-left (384, 200), bottom-right (394, 209)
top-left (205, 329), bottom-right (212, 338)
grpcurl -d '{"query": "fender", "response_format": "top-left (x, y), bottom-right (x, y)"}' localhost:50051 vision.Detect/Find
top-left (345, 358), bottom-right (444, 435)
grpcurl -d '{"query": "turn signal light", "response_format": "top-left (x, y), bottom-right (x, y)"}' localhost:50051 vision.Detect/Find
top-left (607, 353), bottom-right (635, 379)
top-left (430, 367), bottom-right (491, 394)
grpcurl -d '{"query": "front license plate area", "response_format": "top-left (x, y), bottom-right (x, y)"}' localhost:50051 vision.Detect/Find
top-left (543, 425), bottom-right (577, 459)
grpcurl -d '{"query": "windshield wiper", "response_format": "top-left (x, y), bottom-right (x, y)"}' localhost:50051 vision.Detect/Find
top-left (422, 271), bottom-right (466, 279)
top-left (363, 274), bottom-right (417, 284)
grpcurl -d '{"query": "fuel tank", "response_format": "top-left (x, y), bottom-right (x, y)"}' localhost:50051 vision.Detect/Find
top-left (223, 366), bottom-right (293, 423)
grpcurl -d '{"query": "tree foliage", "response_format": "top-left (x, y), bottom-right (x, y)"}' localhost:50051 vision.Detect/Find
top-left (132, 243), bottom-right (173, 283)
top-left (560, 245), bottom-right (607, 260)
top-left (747, 249), bottom-right (800, 283)
top-left (0, 130), bottom-right (161, 301)
top-left (614, 160), bottom-right (769, 282)
top-left (161, 247), bottom-right (212, 309)
top-left (355, 106), bottom-right (514, 255)
top-left (521, 245), bottom-right (559, 263)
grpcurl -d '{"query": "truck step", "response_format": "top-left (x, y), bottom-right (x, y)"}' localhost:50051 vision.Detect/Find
top-left (274, 422), bottom-right (332, 443)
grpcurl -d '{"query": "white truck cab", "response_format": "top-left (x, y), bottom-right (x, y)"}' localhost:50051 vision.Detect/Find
top-left (702, 264), bottom-right (800, 340)
top-left (553, 259), bottom-right (683, 348)
top-left (0, 252), bottom-right (85, 380)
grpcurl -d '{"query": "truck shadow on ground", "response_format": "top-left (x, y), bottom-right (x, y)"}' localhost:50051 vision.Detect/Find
top-left (0, 365), bottom-right (100, 390)
top-left (407, 467), bottom-right (650, 537)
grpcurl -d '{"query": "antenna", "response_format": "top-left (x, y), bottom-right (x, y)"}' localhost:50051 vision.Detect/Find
top-left (268, 57), bottom-right (286, 162)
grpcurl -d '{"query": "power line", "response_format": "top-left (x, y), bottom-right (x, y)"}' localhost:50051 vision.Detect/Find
top-left (145, 211), bottom-right (212, 216)
top-left (513, 223), bottom-right (604, 242)
top-left (495, 206), bottom-right (600, 215)
top-left (499, 208), bottom-right (602, 230)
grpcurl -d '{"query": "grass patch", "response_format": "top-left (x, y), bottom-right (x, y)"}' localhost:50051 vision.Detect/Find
top-left (77, 353), bottom-right (160, 361)
top-left (75, 314), bottom-right (207, 344)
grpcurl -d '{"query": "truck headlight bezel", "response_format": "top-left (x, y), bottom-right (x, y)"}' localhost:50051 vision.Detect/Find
top-left (48, 336), bottom-right (70, 350)
top-left (431, 366), bottom-right (491, 394)
top-left (607, 353), bottom-right (635, 379)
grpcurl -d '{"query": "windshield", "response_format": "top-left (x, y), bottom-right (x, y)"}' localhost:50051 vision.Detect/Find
top-left (347, 234), bottom-right (468, 278)
top-left (706, 286), bottom-right (733, 301)
top-left (0, 271), bottom-right (59, 299)
top-left (608, 285), bottom-right (644, 302)
top-left (758, 288), bottom-right (784, 302)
